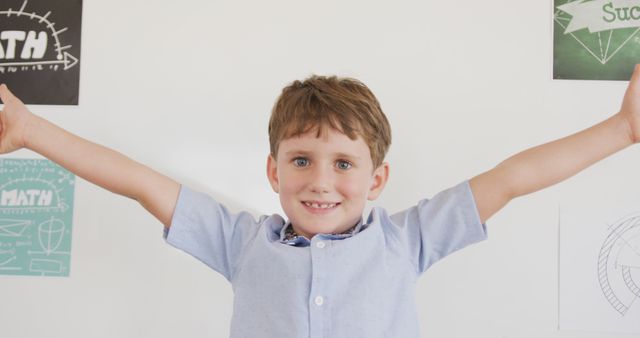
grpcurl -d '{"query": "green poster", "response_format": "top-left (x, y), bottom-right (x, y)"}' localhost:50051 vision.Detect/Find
top-left (554, 0), bottom-right (640, 80)
top-left (0, 159), bottom-right (75, 277)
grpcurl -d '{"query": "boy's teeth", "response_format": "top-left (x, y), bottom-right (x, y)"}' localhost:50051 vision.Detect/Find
top-left (304, 202), bottom-right (336, 209)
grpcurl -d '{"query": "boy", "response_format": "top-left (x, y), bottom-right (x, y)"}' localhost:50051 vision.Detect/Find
top-left (0, 68), bottom-right (638, 337)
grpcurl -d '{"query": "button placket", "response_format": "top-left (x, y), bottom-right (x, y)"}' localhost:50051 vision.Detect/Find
top-left (309, 237), bottom-right (328, 338)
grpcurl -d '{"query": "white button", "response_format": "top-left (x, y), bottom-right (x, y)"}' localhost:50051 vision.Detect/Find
top-left (316, 241), bottom-right (326, 248)
top-left (314, 296), bottom-right (324, 306)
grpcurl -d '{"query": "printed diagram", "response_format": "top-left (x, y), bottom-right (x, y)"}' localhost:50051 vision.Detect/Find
top-left (0, 218), bottom-right (30, 271)
top-left (0, 217), bottom-right (70, 274)
top-left (0, 159), bottom-right (75, 277)
top-left (559, 201), bottom-right (640, 333)
top-left (27, 217), bottom-right (69, 274)
top-left (598, 213), bottom-right (640, 316)
top-left (0, 0), bottom-right (79, 72)
top-left (0, 218), bottom-right (31, 237)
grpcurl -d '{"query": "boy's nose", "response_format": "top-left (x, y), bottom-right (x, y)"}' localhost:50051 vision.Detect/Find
top-left (308, 166), bottom-right (332, 193)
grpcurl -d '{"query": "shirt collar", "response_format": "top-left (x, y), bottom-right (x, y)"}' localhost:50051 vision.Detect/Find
top-left (279, 219), bottom-right (366, 247)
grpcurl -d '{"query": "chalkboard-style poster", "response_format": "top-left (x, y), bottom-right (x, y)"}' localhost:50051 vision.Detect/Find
top-left (0, 0), bottom-right (82, 104)
top-left (554, 0), bottom-right (640, 80)
top-left (0, 159), bottom-right (75, 277)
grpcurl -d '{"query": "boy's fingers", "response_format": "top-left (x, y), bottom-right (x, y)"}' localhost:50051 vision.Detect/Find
top-left (0, 84), bottom-right (13, 104)
top-left (631, 64), bottom-right (640, 85)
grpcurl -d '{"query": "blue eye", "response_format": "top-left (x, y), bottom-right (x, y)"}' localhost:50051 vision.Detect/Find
top-left (336, 160), bottom-right (352, 170)
top-left (293, 158), bottom-right (309, 167)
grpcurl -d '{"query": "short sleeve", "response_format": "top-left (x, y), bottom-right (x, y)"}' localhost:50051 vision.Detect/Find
top-left (164, 185), bottom-right (263, 282)
top-left (388, 180), bottom-right (487, 276)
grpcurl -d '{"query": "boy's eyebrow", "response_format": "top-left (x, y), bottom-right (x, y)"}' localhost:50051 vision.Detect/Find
top-left (334, 152), bottom-right (362, 160)
top-left (284, 150), bottom-right (309, 157)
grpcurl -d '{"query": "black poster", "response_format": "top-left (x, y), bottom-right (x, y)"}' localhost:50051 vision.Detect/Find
top-left (0, 0), bottom-right (82, 105)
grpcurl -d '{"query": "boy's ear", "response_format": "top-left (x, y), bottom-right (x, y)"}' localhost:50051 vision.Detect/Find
top-left (367, 162), bottom-right (389, 201)
top-left (266, 154), bottom-right (280, 193)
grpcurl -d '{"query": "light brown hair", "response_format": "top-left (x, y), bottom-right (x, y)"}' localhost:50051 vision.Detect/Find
top-left (268, 75), bottom-right (392, 168)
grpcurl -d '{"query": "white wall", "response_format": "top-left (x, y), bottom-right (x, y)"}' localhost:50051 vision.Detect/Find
top-left (2, 0), bottom-right (639, 337)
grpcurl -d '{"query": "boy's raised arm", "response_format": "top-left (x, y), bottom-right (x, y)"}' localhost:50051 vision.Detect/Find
top-left (0, 84), bottom-right (180, 227)
top-left (469, 66), bottom-right (640, 224)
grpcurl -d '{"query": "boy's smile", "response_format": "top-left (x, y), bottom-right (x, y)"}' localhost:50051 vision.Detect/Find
top-left (267, 127), bottom-right (389, 240)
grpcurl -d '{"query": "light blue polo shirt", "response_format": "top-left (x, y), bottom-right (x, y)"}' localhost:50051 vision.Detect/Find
top-left (164, 180), bottom-right (487, 338)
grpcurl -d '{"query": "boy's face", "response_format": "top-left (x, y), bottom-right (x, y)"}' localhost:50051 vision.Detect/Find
top-left (267, 127), bottom-right (389, 240)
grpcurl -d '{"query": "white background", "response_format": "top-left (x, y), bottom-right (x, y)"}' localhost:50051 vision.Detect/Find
top-left (2, 0), bottom-right (640, 337)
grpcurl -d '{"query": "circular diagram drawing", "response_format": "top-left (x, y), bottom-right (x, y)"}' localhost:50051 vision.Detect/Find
top-left (598, 213), bottom-right (640, 316)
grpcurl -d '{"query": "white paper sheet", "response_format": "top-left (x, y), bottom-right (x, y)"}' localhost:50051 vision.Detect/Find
top-left (559, 198), bottom-right (640, 334)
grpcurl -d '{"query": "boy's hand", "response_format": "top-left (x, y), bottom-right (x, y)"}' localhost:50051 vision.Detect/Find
top-left (0, 84), bottom-right (33, 153)
top-left (619, 64), bottom-right (640, 144)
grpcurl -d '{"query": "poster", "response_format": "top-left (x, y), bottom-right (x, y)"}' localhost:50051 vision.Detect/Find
top-left (0, 159), bottom-right (75, 277)
top-left (553, 0), bottom-right (640, 80)
top-left (0, 0), bottom-right (82, 104)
